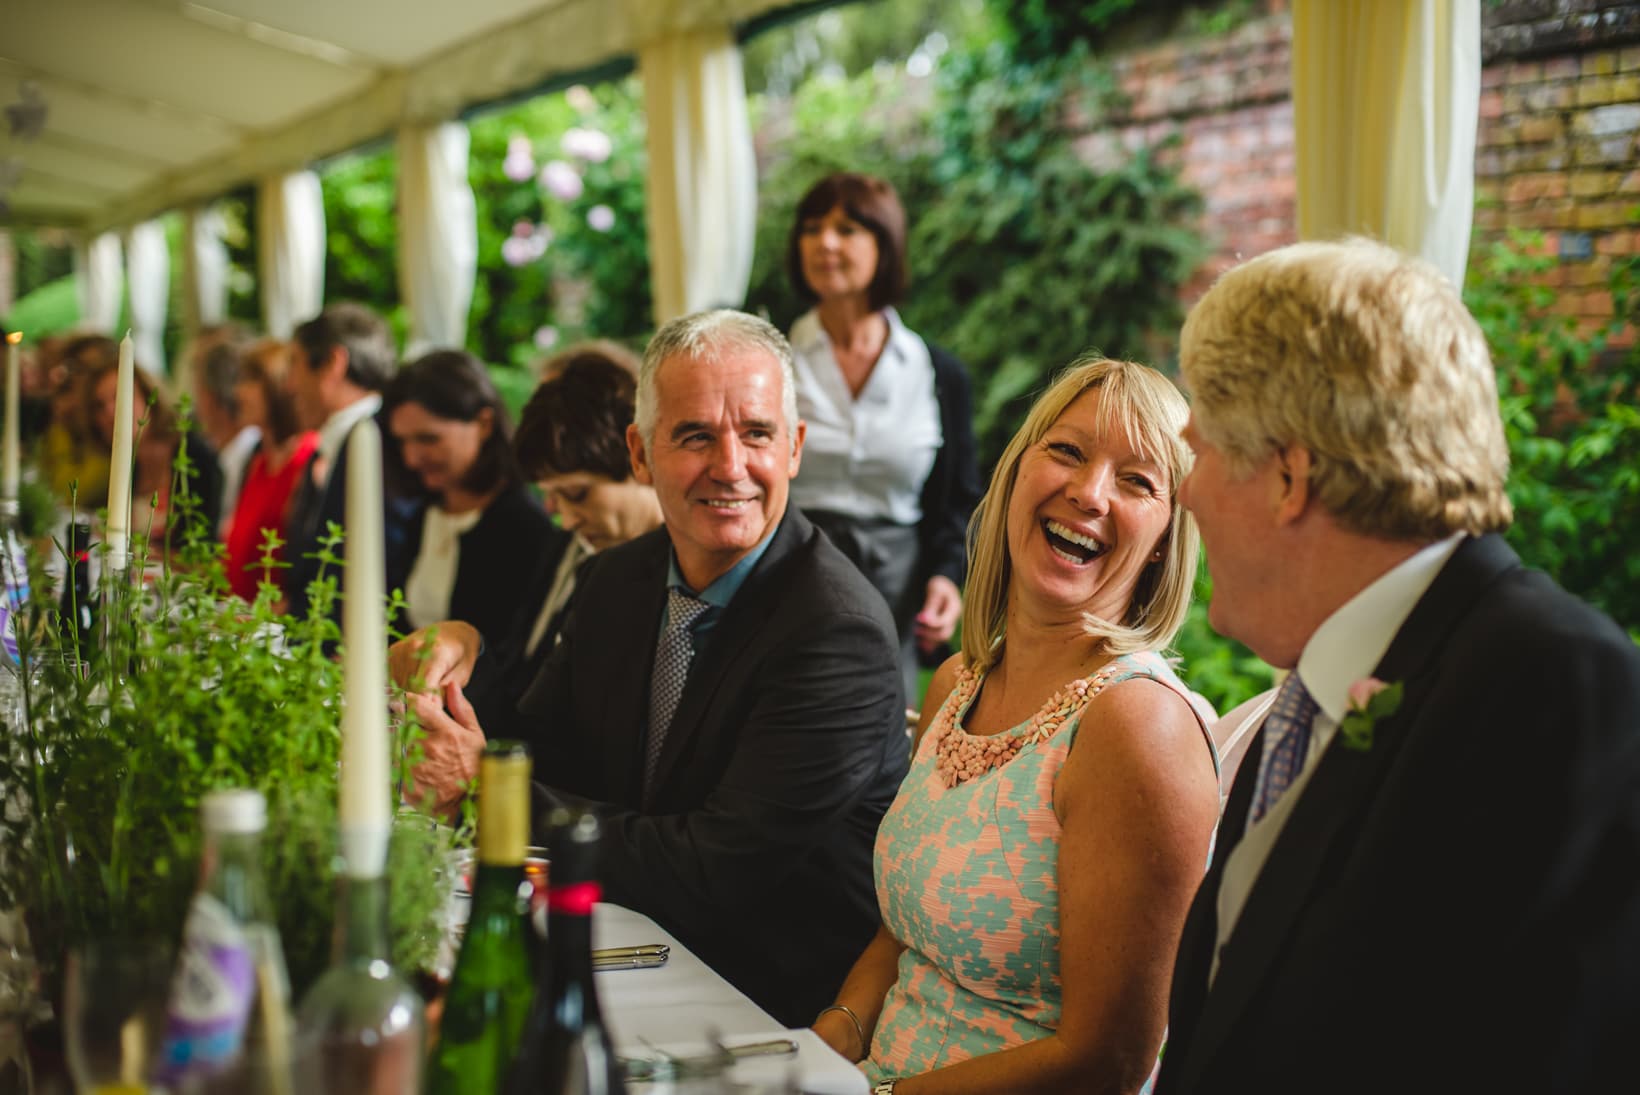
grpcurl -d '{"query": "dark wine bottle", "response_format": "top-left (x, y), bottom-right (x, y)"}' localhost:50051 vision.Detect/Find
top-left (425, 741), bottom-right (535, 1094)
top-left (504, 807), bottom-right (626, 1095)
top-left (59, 519), bottom-right (95, 650)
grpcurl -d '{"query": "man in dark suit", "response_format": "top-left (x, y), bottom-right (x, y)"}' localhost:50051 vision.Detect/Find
top-left (282, 302), bottom-right (417, 614)
top-left (415, 309), bottom-right (907, 1026)
top-left (1157, 238), bottom-right (1640, 1093)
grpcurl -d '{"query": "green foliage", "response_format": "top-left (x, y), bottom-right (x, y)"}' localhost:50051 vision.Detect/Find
top-left (746, 36), bottom-right (1205, 467)
top-left (1465, 230), bottom-right (1640, 635)
top-left (321, 150), bottom-right (408, 347)
top-left (0, 472), bottom-right (455, 998)
top-left (3, 274), bottom-right (79, 337)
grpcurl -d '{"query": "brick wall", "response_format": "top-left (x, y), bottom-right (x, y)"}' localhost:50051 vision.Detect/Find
top-left (1068, 0), bottom-right (1640, 331)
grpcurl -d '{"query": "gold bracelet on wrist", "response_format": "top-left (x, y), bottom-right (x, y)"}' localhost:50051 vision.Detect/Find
top-left (815, 1003), bottom-right (867, 1061)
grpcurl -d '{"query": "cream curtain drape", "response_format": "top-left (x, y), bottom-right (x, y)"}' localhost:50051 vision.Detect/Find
top-left (74, 232), bottom-right (122, 335)
top-left (1291, 0), bottom-right (1481, 287)
top-left (639, 25), bottom-right (757, 325)
top-left (183, 205), bottom-right (230, 334)
top-left (256, 171), bottom-right (327, 338)
top-left (397, 123), bottom-right (478, 356)
top-left (125, 221), bottom-right (170, 375)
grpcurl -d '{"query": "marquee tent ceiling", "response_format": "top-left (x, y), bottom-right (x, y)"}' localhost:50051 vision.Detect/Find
top-left (0, 0), bottom-right (807, 234)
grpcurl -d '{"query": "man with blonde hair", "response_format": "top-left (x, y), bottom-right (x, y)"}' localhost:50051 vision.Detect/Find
top-left (1157, 238), bottom-right (1640, 1093)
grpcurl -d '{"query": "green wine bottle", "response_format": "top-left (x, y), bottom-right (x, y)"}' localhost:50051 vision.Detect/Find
top-left (426, 741), bottom-right (535, 1094)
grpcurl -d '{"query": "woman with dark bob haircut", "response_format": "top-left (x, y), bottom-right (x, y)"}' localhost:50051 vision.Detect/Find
top-left (385, 349), bottom-right (556, 659)
top-left (785, 171), bottom-right (983, 707)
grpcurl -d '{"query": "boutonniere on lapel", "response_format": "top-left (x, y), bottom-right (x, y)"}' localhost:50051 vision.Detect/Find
top-left (1339, 677), bottom-right (1404, 751)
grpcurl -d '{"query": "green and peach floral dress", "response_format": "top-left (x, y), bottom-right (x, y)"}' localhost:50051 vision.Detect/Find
top-left (865, 650), bottom-right (1217, 1088)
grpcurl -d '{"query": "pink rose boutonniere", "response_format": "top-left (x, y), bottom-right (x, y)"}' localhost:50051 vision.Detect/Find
top-left (1339, 677), bottom-right (1404, 751)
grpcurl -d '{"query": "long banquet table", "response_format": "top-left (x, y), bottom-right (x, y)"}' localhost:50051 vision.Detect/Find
top-left (594, 902), bottom-right (868, 1094)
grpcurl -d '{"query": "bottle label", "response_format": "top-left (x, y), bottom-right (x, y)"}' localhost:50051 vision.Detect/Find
top-left (545, 881), bottom-right (601, 916)
top-left (158, 892), bottom-right (257, 1081)
top-left (0, 532), bottom-right (28, 661)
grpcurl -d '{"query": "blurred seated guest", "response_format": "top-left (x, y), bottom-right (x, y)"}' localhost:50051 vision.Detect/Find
top-left (222, 339), bottom-right (319, 601)
top-left (386, 349), bottom-right (555, 658)
top-left (388, 340), bottom-right (658, 741)
top-left (89, 359), bottom-right (222, 546)
top-left (281, 302), bottom-right (415, 614)
top-left (786, 171), bottom-right (983, 705)
top-left (407, 310), bottom-right (907, 1026)
top-left (814, 358), bottom-right (1221, 1094)
top-left (37, 335), bottom-right (117, 510)
top-left (188, 325), bottom-right (259, 535)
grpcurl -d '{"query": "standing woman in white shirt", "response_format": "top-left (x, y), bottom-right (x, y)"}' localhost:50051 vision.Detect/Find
top-left (786, 172), bottom-right (984, 705)
top-left (386, 350), bottom-right (556, 667)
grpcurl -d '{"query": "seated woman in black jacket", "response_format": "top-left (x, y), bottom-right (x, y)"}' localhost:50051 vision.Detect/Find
top-left (385, 350), bottom-right (556, 665)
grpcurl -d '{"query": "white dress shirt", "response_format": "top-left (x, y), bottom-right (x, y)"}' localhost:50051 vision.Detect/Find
top-left (787, 307), bottom-right (941, 525)
top-left (313, 393), bottom-right (382, 493)
top-left (1212, 533), bottom-right (1464, 981)
top-left (405, 504), bottom-right (483, 628)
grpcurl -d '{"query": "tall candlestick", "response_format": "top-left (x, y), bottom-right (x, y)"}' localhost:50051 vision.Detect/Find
top-left (2, 331), bottom-right (20, 510)
top-left (338, 417), bottom-right (390, 879)
top-left (105, 332), bottom-right (136, 571)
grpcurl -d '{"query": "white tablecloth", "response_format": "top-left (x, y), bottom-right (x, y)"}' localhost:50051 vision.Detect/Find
top-left (594, 903), bottom-right (869, 1095)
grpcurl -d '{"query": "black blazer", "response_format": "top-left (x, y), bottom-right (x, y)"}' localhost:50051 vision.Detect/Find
top-left (917, 341), bottom-right (984, 589)
top-left (1158, 534), bottom-right (1640, 1094)
top-left (283, 408), bottom-right (419, 619)
top-left (401, 483), bottom-right (559, 667)
top-left (520, 506), bottom-right (908, 1026)
top-left (461, 522), bottom-right (574, 739)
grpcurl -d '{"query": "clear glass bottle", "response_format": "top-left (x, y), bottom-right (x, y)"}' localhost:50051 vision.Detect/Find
top-left (504, 807), bottom-right (627, 1095)
top-left (156, 788), bottom-right (295, 1095)
top-left (293, 848), bottom-right (425, 1093)
top-left (426, 741), bottom-right (535, 1094)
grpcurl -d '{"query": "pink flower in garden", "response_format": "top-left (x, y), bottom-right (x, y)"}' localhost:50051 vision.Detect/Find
top-left (503, 135), bottom-right (536, 182)
top-left (565, 85), bottom-right (596, 115)
top-left (539, 159), bottom-right (584, 202)
top-left (587, 204), bottom-right (616, 232)
top-left (511, 219), bottom-right (534, 238)
top-left (501, 235), bottom-right (535, 267)
top-left (534, 325), bottom-right (560, 351)
top-left (1347, 677), bottom-right (1390, 711)
top-left (561, 126), bottom-right (613, 164)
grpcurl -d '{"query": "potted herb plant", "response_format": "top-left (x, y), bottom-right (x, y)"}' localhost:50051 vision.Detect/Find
top-left (0, 474), bottom-right (457, 1069)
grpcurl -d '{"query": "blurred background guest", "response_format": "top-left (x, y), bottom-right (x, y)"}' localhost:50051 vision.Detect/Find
top-left (386, 349), bottom-right (554, 658)
top-left (89, 359), bottom-right (221, 547)
top-left (388, 340), bottom-right (658, 742)
top-left (37, 335), bottom-right (118, 510)
top-left (785, 171), bottom-right (982, 706)
top-left (187, 324), bottom-right (259, 536)
top-left (222, 338), bottom-right (318, 601)
top-left (815, 358), bottom-right (1220, 1094)
top-left (281, 302), bottom-right (413, 614)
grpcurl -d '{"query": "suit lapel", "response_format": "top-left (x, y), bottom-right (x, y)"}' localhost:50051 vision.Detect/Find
top-left (646, 511), bottom-right (810, 797)
top-left (1178, 535), bottom-right (1521, 1084)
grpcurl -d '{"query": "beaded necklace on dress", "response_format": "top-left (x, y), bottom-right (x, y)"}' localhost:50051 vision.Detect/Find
top-left (932, 660), bottom-right (1126, 788)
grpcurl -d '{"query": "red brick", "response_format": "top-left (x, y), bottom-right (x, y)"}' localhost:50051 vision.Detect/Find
top-left (1595, 230), bottom-right (1637, 255)
top-left (1511, 61), bottom-right (1545, 84)
top-left (1480, 90), bottom-right (1504, 119)
top-left (1483, 65), bottom-right (1508, 90)
top-left (1545, 57), bottom-right (1580, 81)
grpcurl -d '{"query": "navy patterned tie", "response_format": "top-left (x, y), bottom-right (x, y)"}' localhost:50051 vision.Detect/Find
top-left (645, 588), bottom-right (711, 795)
top-left (1250, 671), bottom-right (1320, 823)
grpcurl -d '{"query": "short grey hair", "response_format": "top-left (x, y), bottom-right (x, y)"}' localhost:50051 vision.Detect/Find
top-left (635, 309), bottom-right (800, 450)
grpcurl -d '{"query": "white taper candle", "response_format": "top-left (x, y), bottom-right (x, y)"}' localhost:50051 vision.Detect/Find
top-left (2, 332), bottom-right (20, 507)
top-left (105, 332), bottom-right (136, 570)
top-left (338, 416), bottom-right (391, 878)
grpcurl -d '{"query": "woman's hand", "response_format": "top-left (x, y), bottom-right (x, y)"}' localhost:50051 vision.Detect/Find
top-left (914, 575), bottom-right (962, 653)
top-left (406, 680), bottom-right (486, 817)
top-left (388, 620), bottom-right (482, 692)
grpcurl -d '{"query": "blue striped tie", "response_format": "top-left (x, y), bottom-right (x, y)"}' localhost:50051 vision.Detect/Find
top-left (1250, 672), bottom-right (1320, 823)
